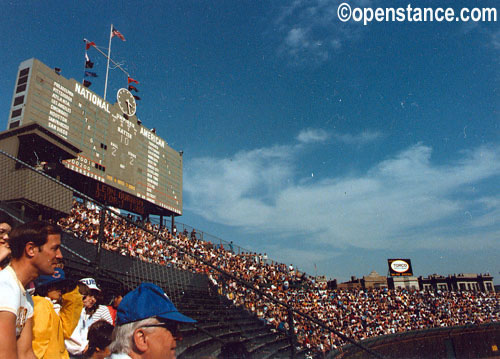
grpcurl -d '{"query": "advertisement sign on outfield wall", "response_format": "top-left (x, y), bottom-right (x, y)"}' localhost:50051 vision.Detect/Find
top-left (388, 258), bottom-right (413, 276)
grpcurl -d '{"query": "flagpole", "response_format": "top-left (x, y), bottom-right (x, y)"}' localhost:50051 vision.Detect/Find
top-left (103, 24), bottom-right (113, 102)
top-left (82, 49), bottom-right (87, 84)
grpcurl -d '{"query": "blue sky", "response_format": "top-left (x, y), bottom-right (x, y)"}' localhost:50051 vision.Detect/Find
top-left (1, 0), bottom-right (499, 283)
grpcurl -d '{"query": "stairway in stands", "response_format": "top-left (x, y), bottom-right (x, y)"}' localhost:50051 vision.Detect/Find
top-left (176, 288), bottom-right (306, 359)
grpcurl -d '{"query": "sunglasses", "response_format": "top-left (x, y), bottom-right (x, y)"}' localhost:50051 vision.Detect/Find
top-left (140, 322), bottom-right (182, 340)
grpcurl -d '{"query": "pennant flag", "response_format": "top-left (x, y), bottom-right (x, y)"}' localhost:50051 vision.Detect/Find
top-left (85, 71), bottom-right (98, 78)
top-left (112, 26), bottom-right (126, 41)
top-left (128, 85), bottom-right (139, 92)
top-left (85, 53), bottom-right (94, 68)
top-left (133, 95), bottom-right (141, 101)
top-left (83, 80), bottom-right (92, 88)
top-left (54, 67), bottom-right (61, 75)
top-left (127, 76), bottom-right (139, 84)
top-left (85, 41), bottom-right (96, 50)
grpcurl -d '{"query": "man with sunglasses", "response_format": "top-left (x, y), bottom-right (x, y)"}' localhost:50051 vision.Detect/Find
top-left (108, 283), bottom-right (196, 359)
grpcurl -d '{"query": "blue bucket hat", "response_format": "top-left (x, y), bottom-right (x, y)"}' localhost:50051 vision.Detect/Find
top-left (117, 283), bottom-right (196, 325)
top-left (34, 268), bottom-right (66, 288)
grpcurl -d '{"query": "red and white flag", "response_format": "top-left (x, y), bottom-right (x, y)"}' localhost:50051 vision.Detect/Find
top-left (112, 26), bottom-right (126, 41)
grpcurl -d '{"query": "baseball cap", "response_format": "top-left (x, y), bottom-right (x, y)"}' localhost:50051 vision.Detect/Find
top-left (34, 268), bottom-right (66, 288)
top-left (80, 277), bottom-right (101, 291)
top-left (117, 282), bottom-right (196, 325)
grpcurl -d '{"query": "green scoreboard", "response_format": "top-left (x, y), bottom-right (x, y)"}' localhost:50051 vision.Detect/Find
top-left (7, 58), bottom-right (182, 216)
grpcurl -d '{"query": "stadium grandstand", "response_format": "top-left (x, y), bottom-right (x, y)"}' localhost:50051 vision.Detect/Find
top-left (0, 56), bottom-right (498, 358)
top-left (0, 149), bottom-right (499, 358)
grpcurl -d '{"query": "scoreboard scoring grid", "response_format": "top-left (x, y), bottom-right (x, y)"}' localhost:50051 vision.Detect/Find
top-left (9, 58), bottom-right (182, 215)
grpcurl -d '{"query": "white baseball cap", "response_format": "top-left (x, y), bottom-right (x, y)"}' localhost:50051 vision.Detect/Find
top-left (79, 277), bottom-right (101, 291)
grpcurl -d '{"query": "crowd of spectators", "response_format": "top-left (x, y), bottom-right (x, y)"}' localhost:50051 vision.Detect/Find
top-left (213, 268), bottom-right (499, 354)
top-left (0, 217), bottom-right (119, 358)
top-left (58, 200), bottom-right (500, 356)
top-left (0, 215), bottom-right (192, 359)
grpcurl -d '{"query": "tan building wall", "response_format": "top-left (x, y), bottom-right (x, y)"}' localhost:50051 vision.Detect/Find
top-left (363, 270), bottom-right (388, 289)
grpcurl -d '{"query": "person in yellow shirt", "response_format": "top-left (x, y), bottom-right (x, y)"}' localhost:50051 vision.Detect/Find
top-left (32, 268), bottom-right (83, 359)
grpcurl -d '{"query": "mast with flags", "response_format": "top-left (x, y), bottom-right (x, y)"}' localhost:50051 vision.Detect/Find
top-left (104, 24), bottom-right (126, 101)
top-left (83, 42), bottom-right (96, 88)
top-left (83, 25), bottom-right (141, 104)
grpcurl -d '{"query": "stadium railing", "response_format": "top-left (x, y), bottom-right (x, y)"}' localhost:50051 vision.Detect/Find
top-left (328, 321), bottom-right (500, 359)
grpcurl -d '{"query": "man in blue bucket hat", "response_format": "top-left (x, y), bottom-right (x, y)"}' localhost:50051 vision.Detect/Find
top-left (109, 282), bottom-right (196, 359)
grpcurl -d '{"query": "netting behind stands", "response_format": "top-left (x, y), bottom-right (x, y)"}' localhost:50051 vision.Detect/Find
top-left (0, 150), bottom-right (207, 305)
top-left (0, 152), bottom-right (73, 217)
top-left (61, 231), bottom-right (208, 305)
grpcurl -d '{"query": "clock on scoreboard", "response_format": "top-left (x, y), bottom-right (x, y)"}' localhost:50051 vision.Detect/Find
top-left (7, 58), bottom-right (182, 215)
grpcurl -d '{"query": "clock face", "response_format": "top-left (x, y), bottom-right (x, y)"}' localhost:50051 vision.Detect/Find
top-left (117, 88), bottom-right (137, 116)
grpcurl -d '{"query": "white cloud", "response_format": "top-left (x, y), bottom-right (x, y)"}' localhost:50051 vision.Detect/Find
top-left (332, 130), bottom-right (382, 145)
top-left (274, 0), bottom-right (370, 63)
top-left (297, 128), bottom-right (329, 143)
top-left (460, 23), bottom-right (500, 51)
top-left (184, 145), bottom-right (295, 226)
top-left (296, 128), bottom-right (380, 145)
top-left (184, 140), bottom-right (500, 252)
top-left (266, 245), bottom-right (338, 268)
top-left (492, 29), bottom-right (500, 50)
top-left (285, 27), bottom-right (309, 48)
top-left (468, 196), bottom-right (500, 228)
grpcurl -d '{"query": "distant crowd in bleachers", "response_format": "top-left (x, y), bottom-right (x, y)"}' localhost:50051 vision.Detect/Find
top-left (58, 200), bottom-right (500, 356)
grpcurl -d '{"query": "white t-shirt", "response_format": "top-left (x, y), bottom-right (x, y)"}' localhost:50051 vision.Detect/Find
top-left (0, 266), bottom-right (34, 337)
top-left (110, 354), bottom-right (132, 359)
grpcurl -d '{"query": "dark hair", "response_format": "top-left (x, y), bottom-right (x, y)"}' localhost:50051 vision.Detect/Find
top-left (77, 282), bottom-right (91, 296)
top-left (86, 320), bottom-right (114, 357)
top-left (0, 212), bottom-right (14, 227)
top-left (108, 292), bottom-right (124, 308)
top-left (34, 282), bottom-right (61, 297)
top-left (9, 221), bottom-right (62, 259)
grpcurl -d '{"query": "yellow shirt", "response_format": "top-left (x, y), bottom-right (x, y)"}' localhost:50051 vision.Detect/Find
top-left (32, 287), bottom-right (83, 359)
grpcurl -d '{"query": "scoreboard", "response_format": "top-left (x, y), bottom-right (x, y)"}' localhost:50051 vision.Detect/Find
top-left (7, 58), bottom-right (182, 215)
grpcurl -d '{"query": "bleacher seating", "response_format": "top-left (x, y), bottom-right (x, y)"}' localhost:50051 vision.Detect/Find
top-left (57, 200), bottom-right (499, 358)
top-left (60, 226), bottom-right (305, 359)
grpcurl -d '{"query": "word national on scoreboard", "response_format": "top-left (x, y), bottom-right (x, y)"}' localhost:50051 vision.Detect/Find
top-left (6, 58), bottom-right (182, 216)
